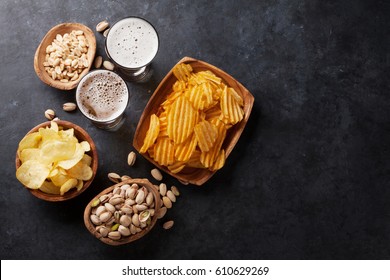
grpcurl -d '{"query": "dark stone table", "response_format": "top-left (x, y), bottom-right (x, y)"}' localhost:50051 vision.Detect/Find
top-left (1, 0), bottom-right (389, 259)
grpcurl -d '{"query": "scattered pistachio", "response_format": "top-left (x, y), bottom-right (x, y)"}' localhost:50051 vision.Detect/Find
top-left (103, 60), bottom-right (115, 70)
top-left (163, 220), bottom-right (174, 230)
top-left (96, 20), bottom-right (109, 32)
top-left (94, 55), bottom-right (103, 68)
top-left (127, 151), bottom-right (136, 166)
top-left (62, 102), bottom-right (77, 112)
top-left (44, 109), bottom-right (55, 120)
top-left (151, 168), bottom-right (163, 181)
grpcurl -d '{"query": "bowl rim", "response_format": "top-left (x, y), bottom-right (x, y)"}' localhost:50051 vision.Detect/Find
top-left (83, 178), bottom-right (161, 246)
top-left (33, 22), bottom-right (97, 91)
top-left (15, 120), bottom-right (98, 202)
top-left (133, 56), bottom-right (255, 186)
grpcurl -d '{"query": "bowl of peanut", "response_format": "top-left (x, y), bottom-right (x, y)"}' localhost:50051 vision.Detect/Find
top-left (34, 22), bottom-right (96, 90)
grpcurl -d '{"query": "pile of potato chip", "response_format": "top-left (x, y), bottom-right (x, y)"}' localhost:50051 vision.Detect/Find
top-left (140, 63), bottom-right (245, 174)
top-left (16, 121), bottom-right (93, 195)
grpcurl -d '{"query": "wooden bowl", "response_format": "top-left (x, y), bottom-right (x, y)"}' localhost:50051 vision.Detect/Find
top-left (34, 22), bottom-right (96, 90)
top-left (133, 57), bottom-right (255, 186)
top-left (15, 120), bottom-right (98, 201)
top-left (84, 178), bottom-right (161, 246)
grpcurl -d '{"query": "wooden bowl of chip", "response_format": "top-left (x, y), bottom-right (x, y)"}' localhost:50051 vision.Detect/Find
top-left (133, 56), bottom-right (254, 186)
top-left (34, 22), bottom-right (96, 90)
top-left (84, 178), bottom-right (161, 246)
top-left (15, 120), bottom-right (98, 202)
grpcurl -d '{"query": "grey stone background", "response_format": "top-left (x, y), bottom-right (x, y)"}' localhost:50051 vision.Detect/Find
top-left (0, 0), bottom-right (389, 259)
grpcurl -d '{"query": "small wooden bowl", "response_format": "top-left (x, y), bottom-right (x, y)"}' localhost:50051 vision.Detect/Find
top-left (133, 57), bottom-right (255, 186)
top-left (34, 22), bottom-right (96, 90)
top-left (84, 178), bottom-right (161, 246)
top-left (15, 120), bottom-right (98, 201)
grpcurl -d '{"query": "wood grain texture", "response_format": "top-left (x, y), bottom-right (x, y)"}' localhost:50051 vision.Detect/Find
top-left (33, 22), bottom-right (96, 90)
top-left (83, 178), bottom-right (161, 246)
top-left (15, 120), bottom-right (98, 202)
top-left (133, 57), bottom-right (254, 186)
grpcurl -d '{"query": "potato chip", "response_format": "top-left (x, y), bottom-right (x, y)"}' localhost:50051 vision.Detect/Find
top-left (16, 160), bottom-right (50, 189)
top-left (154, 137), bottom-right (175, 166)
top-left (57, 142), bottom-right (85, 169)
top-left (60, 178), bottom-right (78, 195)
top-left (67, 161), bottom-right (93, 181)
top-left (167, 96), bottom-right (198, 144)
top-left (167, 161), bottom-right (186, 174)
top-left (175, 133), bottom-right (197, 162)
top-left (194, 120), bottom-right (218, 152)
top-left (209, 149), bottom-right (225, 171)
top-left (186, 150), bottom-right (205, 169)
top-left (18, 132), bottom-right (41, 154)
top-left (140, 62), bottom-right (245, 176)
top-left (19, 148), bottom-right (40, 163)
top-left (220, 85), bottom-right (244, 125)
top-left (200, 119), bottom-right (227, 168)
top-left (39, 181), bottom-right (61, 195)
top-left (16, 123), bottom-right (94, 195)
top-left (140, 114), bottom-right (160, 153)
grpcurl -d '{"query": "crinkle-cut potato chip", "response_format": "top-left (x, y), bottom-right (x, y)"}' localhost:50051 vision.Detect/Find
top-left (167, 96), bottom-right (198, 144)
top-left (140, 114), bottom-right (160, 153)
top-left (200, 119), bottom-right (227, 168)
top-left (168, 161), bottom-right (186, 174)
top-left (16, 160), bottom-right (50, 189)
top-left (210, 149), bottom-right (226, 172)
top-left (154, 137), bottom-right (175, 166)
top-left (39, 181), bottom-right (61, 195)
top-left (139, 62), bottom-right (246, 178)
top-left (220, 85), bottom-right (244, 125)
top-left (194, 120), bottom-right (218, 153)
top-left (175, 133), bottom-right (197, 162)
top-left (16, 121), bottom-right (94, 196)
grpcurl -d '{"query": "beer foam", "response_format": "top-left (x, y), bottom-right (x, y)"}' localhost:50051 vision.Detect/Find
top-left (76, 70), bottom-right (128, 122)
top-left (106, 17), bottom-right (159, 69)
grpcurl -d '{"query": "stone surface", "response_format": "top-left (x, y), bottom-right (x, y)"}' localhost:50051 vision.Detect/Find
top-left (0, 0), bottom-right (389, 259)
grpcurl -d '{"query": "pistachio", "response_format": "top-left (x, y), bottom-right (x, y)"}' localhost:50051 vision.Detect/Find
top-left (99, 194), bottom-right (110, 204)
top-left (156, 206), bottom-right (167, 219)
top-left (44, 109), bottom-right (55, 120)
top-left (151, 168), bottom-right (163, 181)
top-left (163, 220), bottom-right (174, 230)
top-left (126, 187), bottom-right (136, 199)
top-left (120, 205), bottom-right (133, 215)
top-left (62, 102), bottom-right (77, 112)
top-left (127, 151), bottom-right (136, 166)
top-left (166, 190), bottom-right (176, 203)
top-left (91, 198), bottom-right (100, 208)
top-left (139, 210), bottom-right (150, 223)
top-left (135, 204), bottom-right (148, 211)
top-left (103, 60), bottom-right (115, 71)
top-left (135, 190), bottom-right (145, 205)
top-left (114, 211), bottom-right (121, 222)
top-left (99, 226), bottom-right (109, 237)
top-left (108, 172), bottom-right (121, 183)
top-left (103, 28), bottom-right (110, 37)
top-left (104, 203), bottom-right (115, 213)
top-left (118, 225), bottom-right (131, 236)
top-left (171, 186), bottom-right (180, 196)
top-left (111, 223), bottom-right (120, 231)
top-left (130, 224), bottom-right (137, 235)
top-left (99, 211), bottom-right (112, 223)
top-left (146, 192), bottom-right (154, 206)
top-left (125, 198), bottom-right (136, 206)
top-left (119, 215), bottom-right (132, 227)
top-left (96, 205), bottom-right (107, 216)
top-left (94, 55), bottom-right (103, 68)
top-left (159, 183), bottom-right (167, 196)
top-left (90, 214), bottom-right (101, 226)
top-left (132, 213), bottom-right (140, 227)
top-left (121, 184), bottom-right (131, 190)
top-left (109, 195), bottom-right (124, 205)
top-left (108, 231), bottom-right (121, 240)
top-left (162, 196), bottom-right (172, 209)
top-left (96, 20), bottom-right (109, 32)
top-left (135, 227), bottom-right (142, 233)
